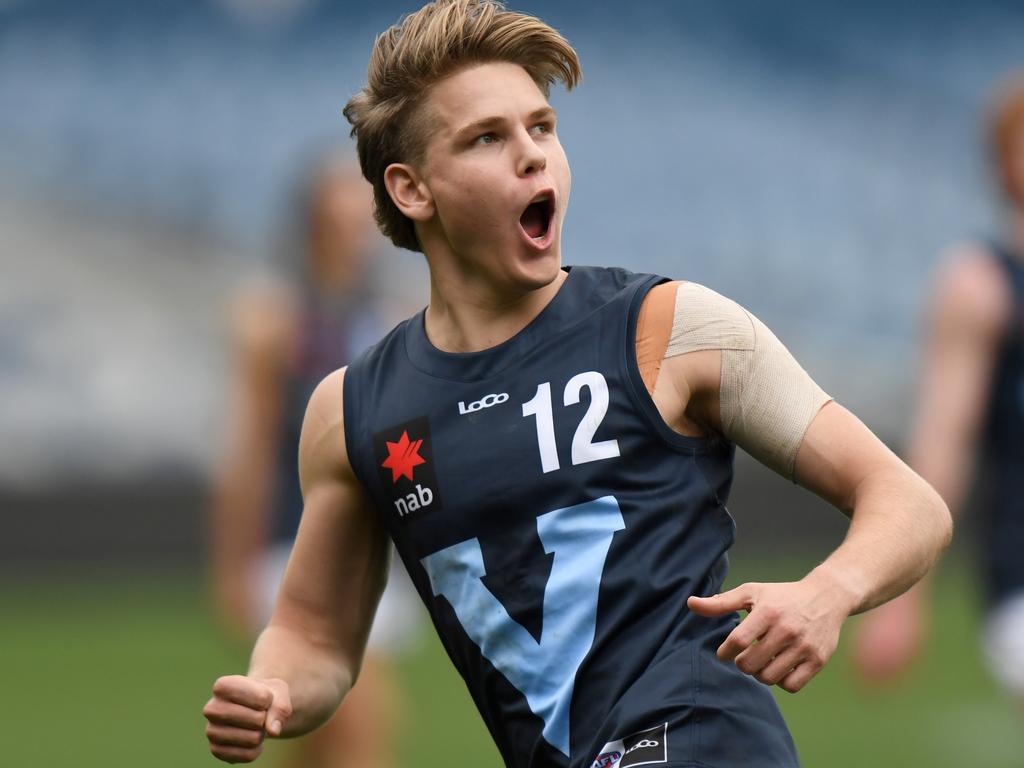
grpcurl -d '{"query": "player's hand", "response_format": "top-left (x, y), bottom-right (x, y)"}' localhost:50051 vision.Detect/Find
top-left (850, 588), bottom-right (924, 683)
top-left (687, 574), bottom-right (853, 693)
top-left (204, 675), bottom-right (292, 763)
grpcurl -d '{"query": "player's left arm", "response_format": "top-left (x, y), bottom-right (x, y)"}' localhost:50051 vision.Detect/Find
top-left (692, 400), bottom-right (952, 693)
top-left (669, 285), bottom-right (953, 693)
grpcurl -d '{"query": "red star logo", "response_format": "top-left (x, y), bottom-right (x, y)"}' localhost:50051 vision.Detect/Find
top-left (381, 431), bottom-right (426, 483)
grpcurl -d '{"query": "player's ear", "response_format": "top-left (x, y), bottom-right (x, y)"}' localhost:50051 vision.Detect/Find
top-left (384, 162), bottom-right (434, 223)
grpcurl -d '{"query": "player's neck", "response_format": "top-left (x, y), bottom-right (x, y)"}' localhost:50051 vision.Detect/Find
top-left (424, 267), bottom-right (568, 353)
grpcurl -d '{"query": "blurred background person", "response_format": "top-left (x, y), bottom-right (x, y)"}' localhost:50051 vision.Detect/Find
top-left (211, 149), bottom-right (421, 768)
top-left (853, 74), bottom-right (1024, 714)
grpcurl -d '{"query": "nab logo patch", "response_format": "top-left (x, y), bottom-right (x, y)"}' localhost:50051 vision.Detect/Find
top-left (381, 431), bottom-right (425, 482)
top-left (373, 416), bottom-right (443, 523)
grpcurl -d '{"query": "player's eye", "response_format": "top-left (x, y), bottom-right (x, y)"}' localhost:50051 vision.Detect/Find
top-left (531, 122), bottom-right (552, 136)
top-left (475, 132), bottom-right (498, 145)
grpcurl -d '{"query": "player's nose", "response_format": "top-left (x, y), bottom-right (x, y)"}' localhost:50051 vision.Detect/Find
top-left (515, 129), bottom-right (547, 177)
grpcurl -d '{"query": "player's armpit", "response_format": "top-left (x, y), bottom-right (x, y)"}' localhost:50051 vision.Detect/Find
top-left (247, 367), bottom-right (391, 737)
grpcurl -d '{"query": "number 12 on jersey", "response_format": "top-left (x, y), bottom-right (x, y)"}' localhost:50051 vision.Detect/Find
top-left (521, 371), bottom-right (620, 473)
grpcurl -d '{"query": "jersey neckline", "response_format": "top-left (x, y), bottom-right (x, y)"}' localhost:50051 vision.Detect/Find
top-left (403, 266), bottom-right (586, 382)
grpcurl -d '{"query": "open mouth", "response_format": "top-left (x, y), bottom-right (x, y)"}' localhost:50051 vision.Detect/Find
top-left (519, 192), bottom-right (556, 242)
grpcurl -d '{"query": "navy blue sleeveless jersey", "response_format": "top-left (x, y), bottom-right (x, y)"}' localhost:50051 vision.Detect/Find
top-left (343, 266), bottom-right (799, 768)
top-left (979, 244), bottom-right (1024, 606)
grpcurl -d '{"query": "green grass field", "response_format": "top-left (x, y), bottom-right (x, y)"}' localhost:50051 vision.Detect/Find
top-left (1, 558), bottom-right (1019, 767)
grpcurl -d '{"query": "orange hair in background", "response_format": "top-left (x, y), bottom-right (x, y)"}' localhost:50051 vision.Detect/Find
top-left (989, 73), bottom-right (1024, 208)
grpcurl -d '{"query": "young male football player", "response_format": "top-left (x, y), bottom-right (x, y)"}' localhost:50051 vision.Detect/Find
top-left (854, 74), bottom-right (1024, 711)
top-left (203, 2), bottom-right (952, 766)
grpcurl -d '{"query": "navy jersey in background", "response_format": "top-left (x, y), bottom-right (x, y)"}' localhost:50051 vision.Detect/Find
top-left (980, 244), bottom-right (1024, 607)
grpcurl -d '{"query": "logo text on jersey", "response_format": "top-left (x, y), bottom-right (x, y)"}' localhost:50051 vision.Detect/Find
top-left (591, 723), bottom-right (667, 768)
top-left (393, 483), bottom-right (433, 518)
top-left (373, 416), bottom-right (443, 523)
top-left (458, 392), bottom-right (509, 415)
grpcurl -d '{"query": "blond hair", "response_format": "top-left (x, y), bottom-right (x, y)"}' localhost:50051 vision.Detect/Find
top-left (343, 0), bottom-right (581, 252)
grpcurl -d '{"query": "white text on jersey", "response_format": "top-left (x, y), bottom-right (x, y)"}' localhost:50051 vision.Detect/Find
top-left (458, 392), bottom-right (510, 415)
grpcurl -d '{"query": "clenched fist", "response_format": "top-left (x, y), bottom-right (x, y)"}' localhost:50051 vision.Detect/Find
top-left (204, 675), bottom-right (292, 763)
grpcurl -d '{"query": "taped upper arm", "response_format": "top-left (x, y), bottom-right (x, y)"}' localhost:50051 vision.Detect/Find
top-left (720, 303), bottom-right (831, 480)
top-left (649, 282), bottom-right (831, 479)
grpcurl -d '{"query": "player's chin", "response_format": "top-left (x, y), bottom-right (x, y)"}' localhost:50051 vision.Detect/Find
top-left (511, 248), bottom-right (562, 289)
top-left (511, 231), bottom-right (562, 285)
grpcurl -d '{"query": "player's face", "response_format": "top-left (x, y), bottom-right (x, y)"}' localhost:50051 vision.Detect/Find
top-left (417, 61), bottom-right (571, 290)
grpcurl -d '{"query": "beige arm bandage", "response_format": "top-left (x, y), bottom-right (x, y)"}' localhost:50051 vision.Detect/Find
top-left (668, 282), bottom-right (832, 479)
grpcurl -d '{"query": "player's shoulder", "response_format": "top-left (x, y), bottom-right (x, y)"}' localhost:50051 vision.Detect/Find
top-left (305, 367), bottom-right (347, 430)
top-left (644, 279), bottom-right (756, 397)
top-left (930, 242), bottom-right (1013, 333)
top-left (650, 277), bottom-right (748, 307)
top-left (651, 279), bottom-right (756, 339)
top-left (298, 367), bottom-right (353, 484)
top-left (936, 241), bottom-right (1010, 294)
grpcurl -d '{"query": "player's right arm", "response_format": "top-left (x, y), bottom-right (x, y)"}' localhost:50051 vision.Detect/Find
top-left (203, 367), bottom-right (390, 763)
top-left (853, 245), bottom-right (1010, 680)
